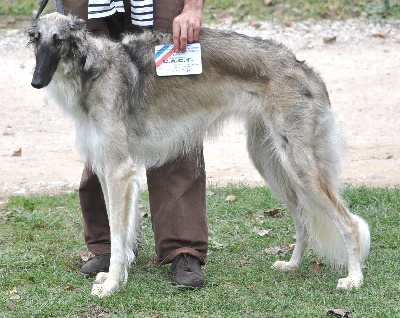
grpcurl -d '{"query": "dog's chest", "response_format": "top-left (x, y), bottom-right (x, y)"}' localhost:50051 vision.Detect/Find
top-left (45, 77), bottom-right (99, 155)
top-left (46, 76), bottom-right (83, 116)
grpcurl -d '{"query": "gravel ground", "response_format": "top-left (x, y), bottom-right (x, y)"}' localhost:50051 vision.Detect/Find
top-left (218, 19), bottom-right (400, 47)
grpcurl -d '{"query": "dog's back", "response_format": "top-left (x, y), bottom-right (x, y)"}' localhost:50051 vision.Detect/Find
top-left (115, 28), bottom-right (332, 167)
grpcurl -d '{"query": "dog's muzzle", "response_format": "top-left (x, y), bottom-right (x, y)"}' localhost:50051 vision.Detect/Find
top-left (31, 45), bottom-right (61, 89)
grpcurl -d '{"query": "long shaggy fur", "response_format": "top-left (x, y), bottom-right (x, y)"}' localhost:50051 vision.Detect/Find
top-left (28, 13), bottom-right (370, 297)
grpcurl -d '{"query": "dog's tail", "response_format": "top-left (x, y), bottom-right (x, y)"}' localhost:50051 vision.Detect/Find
top-left (304, 202), bottom-right (370, 269)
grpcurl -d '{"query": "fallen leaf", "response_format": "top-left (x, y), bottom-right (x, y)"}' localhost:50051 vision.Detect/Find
top-left (265, 244), bottom-right (291, 255)
top-left (9, 286), bottom-right (17, 294)
top-left (311, 260), bottom-right (325, 273)
top-left (12, 148), bottom-right (22, 157)
top-left (249, 20), bottom-right (261, 27)
top-left (65, 284), bottom-right (73, 290)
top-left (321, 10), bottom-right (336, 19)
top-left (325, 308), bottom-right (352, 317)
top-left (254, 228), bottom-right (272, 237)
top-left (79, 251), bottom-right (94, 262)
top-left (285, 242), bottom-right (296, 249)
top-left (10, 294), bottom-right (20, 300)
top-left (98, 308), bottom-right (111, 317)
top-left (323, 36), bottom-right (337, 44)
top-left (206, 189), bottom-right (215, 196)
top-left (265, 208), bottom-right (281, 218)
top-left (371, 31), bottom-right (385, 38)
top-left (225, 195), bottom-right (236, 202)
top-left (6, 301), bottom-right (14, 310)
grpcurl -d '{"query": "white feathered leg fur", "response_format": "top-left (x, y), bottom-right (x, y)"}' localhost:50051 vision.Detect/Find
top-left (246, 112), bottom-right (370, 289)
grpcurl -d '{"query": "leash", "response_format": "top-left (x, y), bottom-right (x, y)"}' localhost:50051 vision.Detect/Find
top-left (35, 0), bottom-right (64, 19)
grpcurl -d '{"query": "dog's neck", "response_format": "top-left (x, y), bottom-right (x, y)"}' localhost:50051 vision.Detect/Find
top-left (71, 34), bottom-right (111, 82)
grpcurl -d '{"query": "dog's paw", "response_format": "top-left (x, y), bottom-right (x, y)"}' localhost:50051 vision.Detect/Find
top-left (91, 280), bottom-right (120, 298)
top-left (336, 276), bottom-right (363, 289)
top-left (272, 260), bottom-right (298, 270)
top-left (94, 272), bottom-right (108, 284)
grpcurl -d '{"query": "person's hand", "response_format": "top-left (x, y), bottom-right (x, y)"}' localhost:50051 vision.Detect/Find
top-left (173, 0), bottom-right (204, 52)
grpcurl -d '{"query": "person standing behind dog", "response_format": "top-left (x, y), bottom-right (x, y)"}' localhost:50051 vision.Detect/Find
top-left (59, 0), bottom-right (207, 288)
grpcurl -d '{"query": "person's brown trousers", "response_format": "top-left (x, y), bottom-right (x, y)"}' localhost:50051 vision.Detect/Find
top-left (62, 0), bottom-right (208, 265)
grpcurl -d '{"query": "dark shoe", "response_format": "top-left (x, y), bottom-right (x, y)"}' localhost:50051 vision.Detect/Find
top-left (80, 253), bottom-right (111, 277)
top-left (171, 253), bottom-right (205, 288)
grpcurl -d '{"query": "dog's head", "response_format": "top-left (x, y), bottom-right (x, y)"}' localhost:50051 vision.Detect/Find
top-left (27, 13), bottom-right (86, 89)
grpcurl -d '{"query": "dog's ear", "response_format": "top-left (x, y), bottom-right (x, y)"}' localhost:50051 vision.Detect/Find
top-left (26, 22), bottom-right (37, 41)
top-left (69, 17), bottom-right (86, 33)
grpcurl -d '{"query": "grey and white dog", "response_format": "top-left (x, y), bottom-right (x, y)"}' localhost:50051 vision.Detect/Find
top-left (28, 12), bottom-right (370, 297)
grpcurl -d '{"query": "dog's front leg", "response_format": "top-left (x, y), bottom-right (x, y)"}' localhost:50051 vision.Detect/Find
top-left (91, 158), bottom-right (142, 298)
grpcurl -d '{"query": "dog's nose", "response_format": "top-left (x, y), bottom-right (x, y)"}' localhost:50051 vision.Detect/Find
top-left (31, 80), bottom-right (44, 89)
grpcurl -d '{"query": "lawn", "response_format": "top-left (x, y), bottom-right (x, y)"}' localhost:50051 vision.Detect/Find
top-left (1, 186), bottom-right (399, 317)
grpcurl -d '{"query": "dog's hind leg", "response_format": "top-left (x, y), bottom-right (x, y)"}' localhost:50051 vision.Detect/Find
top-left (246, 117), bottom-right (308, 270)
top-left (259, 104), bottom-right (370, 289)
top-left (91, 158), bottom-right (142, 297)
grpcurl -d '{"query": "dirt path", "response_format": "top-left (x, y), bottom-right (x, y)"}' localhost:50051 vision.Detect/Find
top-left (1, 23), bottom-right (399, 201)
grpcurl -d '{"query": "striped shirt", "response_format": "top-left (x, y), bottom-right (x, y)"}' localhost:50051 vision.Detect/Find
top-left (88, 0), bottom-right (153, 27)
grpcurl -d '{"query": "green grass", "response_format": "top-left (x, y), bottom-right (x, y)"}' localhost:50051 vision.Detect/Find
top-left (204, 0), bottom-right (400, 24)
top-left (1, 186), bottom-right (399, 317)
top-left (1, 0), bottom-right (400, 28)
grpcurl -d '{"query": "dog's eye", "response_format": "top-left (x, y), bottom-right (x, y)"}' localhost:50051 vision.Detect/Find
top-left (29, 32), bottom-right (40, 43)
top-left (54, 38), bottom-right (63, 46)
top-left (53, 34), bottom-right (63, 47)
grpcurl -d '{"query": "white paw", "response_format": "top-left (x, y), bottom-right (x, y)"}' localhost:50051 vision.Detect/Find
top-left (91, 279), bottom-right (121, 298)
top-left (94, 272), bottom-right (108, 284)
top-left (272, 260), bottom-right (298, 271)
top-left (336, 276), bottom-right (363, 289)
